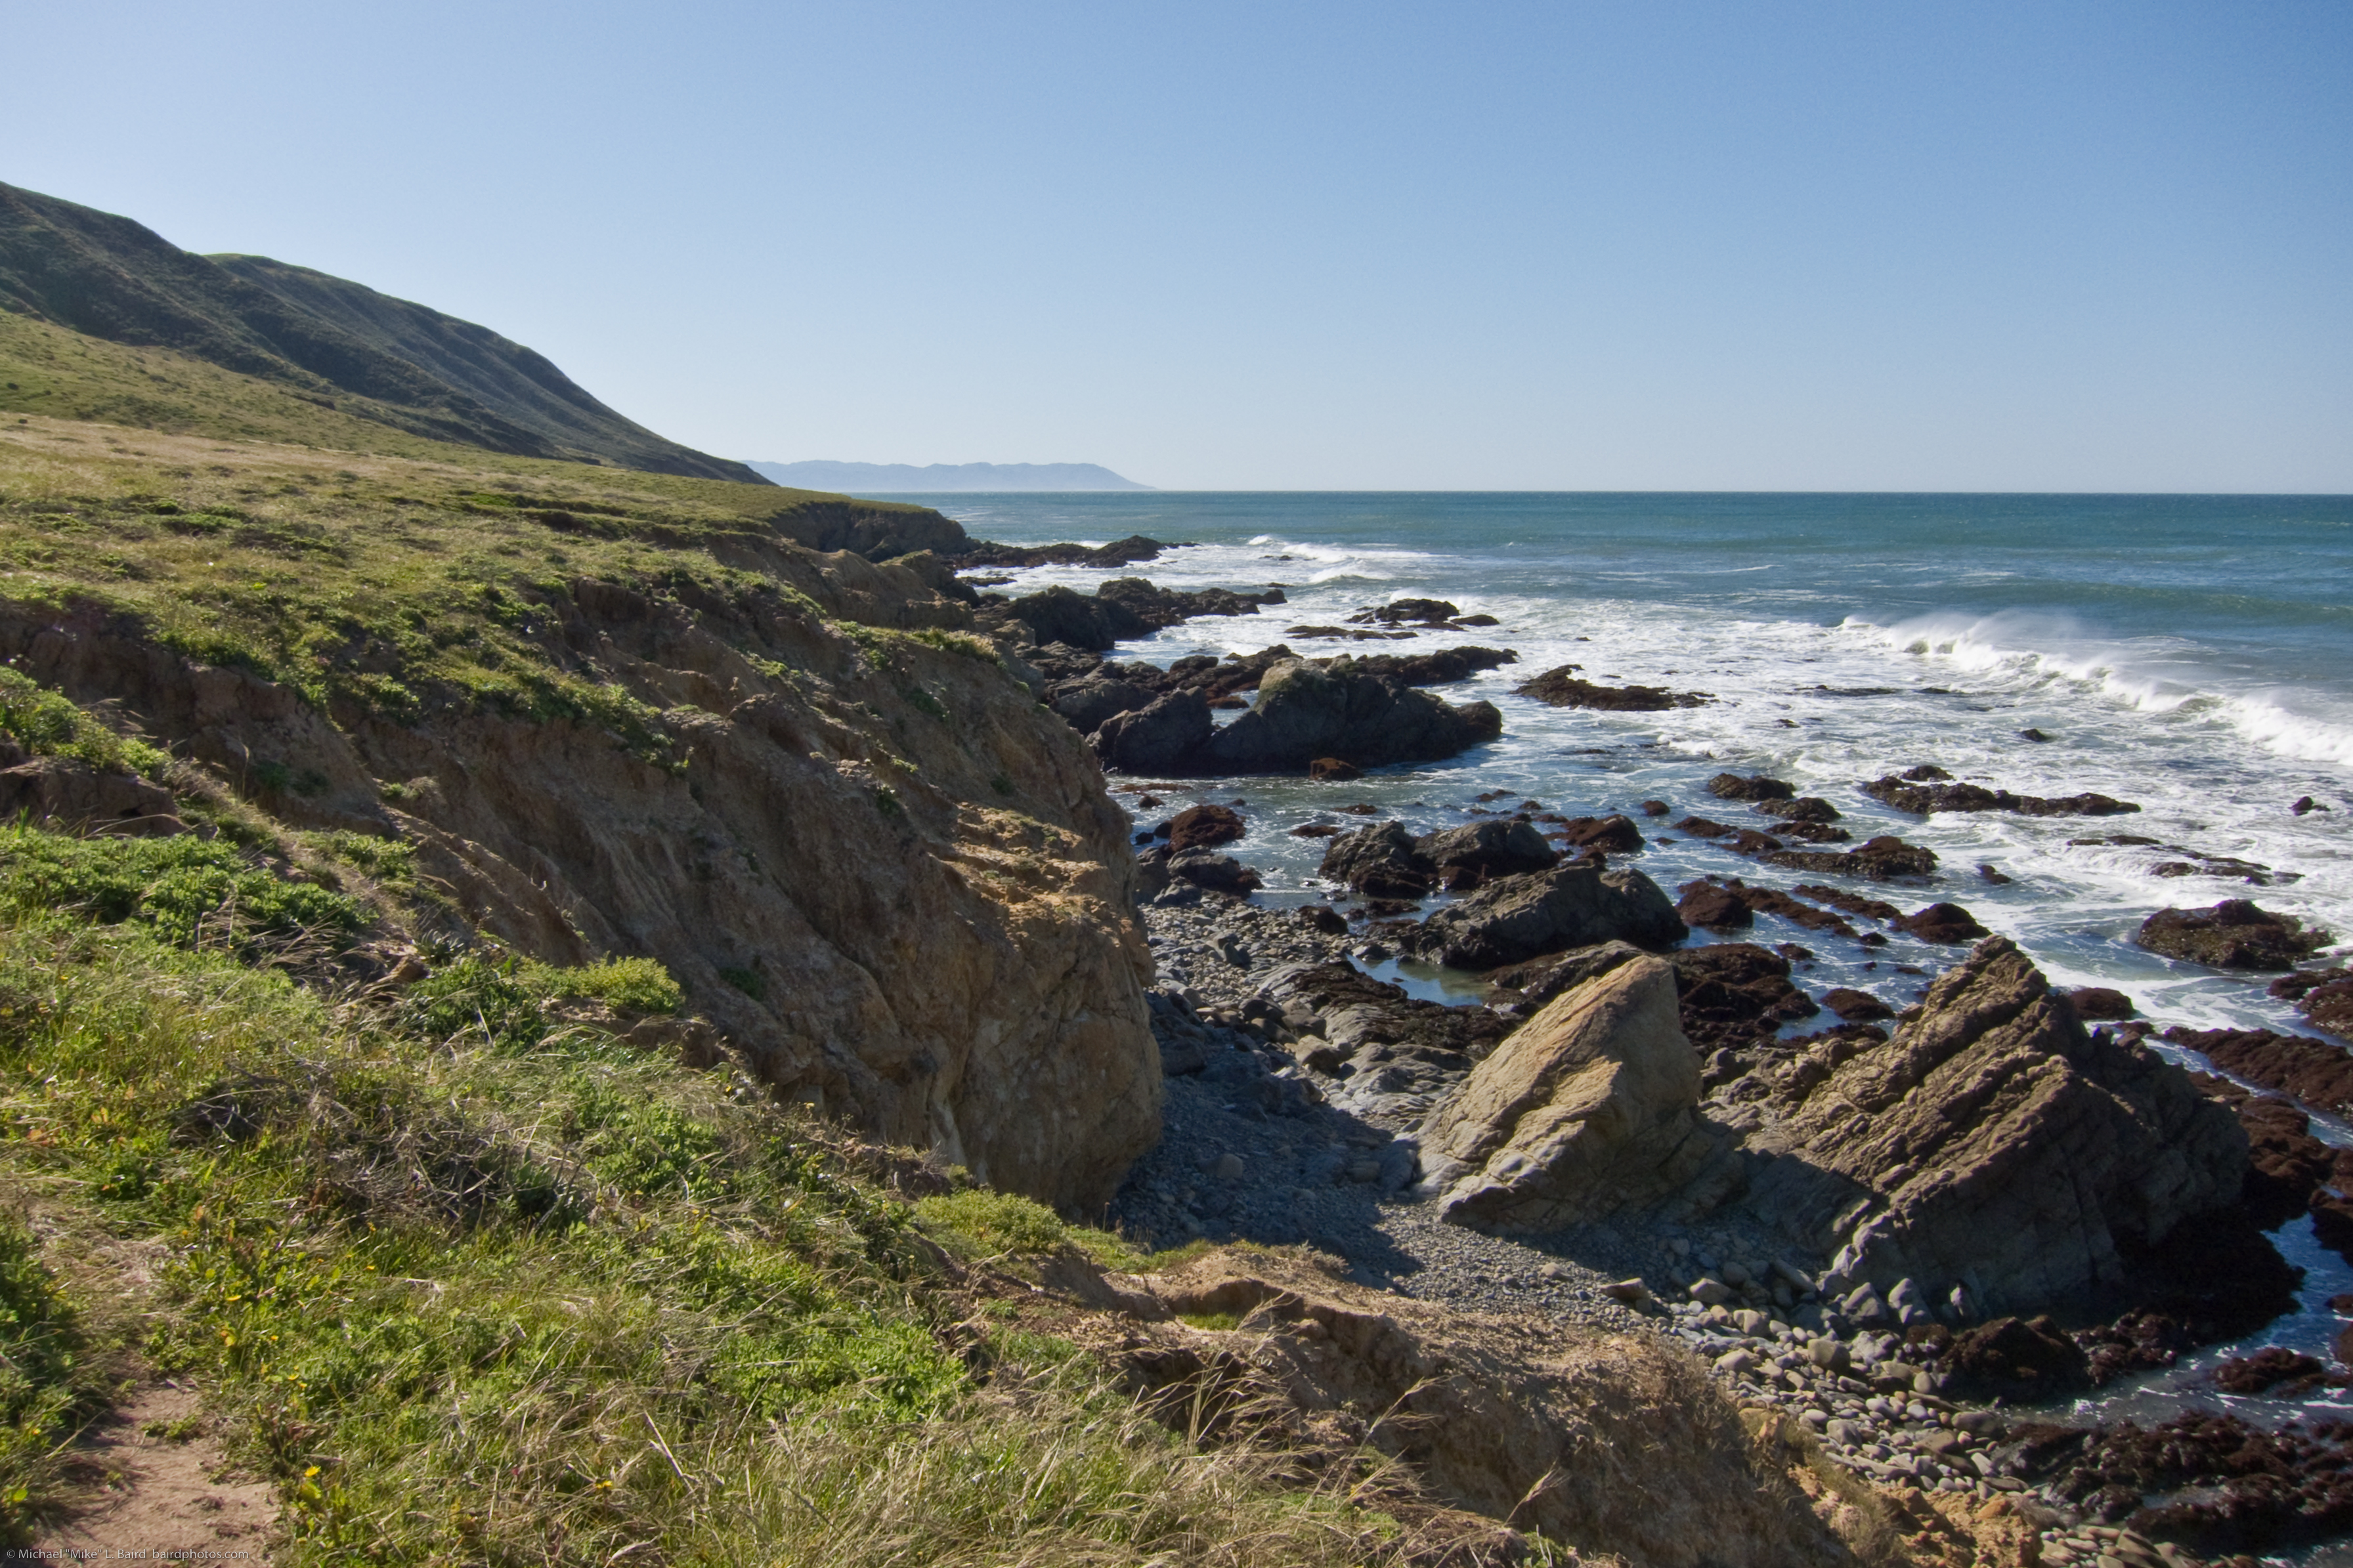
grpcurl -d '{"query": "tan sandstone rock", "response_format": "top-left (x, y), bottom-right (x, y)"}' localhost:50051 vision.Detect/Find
top-left (1421, 956), bottom-right (1721, 1231)
top-left (1743, 935), bottom-right (2249, 1312)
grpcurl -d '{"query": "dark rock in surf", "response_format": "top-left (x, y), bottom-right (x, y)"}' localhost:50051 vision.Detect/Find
top-left (1515, 665), bottom-right (1709, 711)
top-left (1419, 819), bottom-right (1559, 880)
top-left (1820, 988), bottom-right (1895, 1023)
top-left (1001, 583), bottom-right (1150, 651)
top-left (1677, 881), bottom-right (1754, 931)
top-left (1306, 757), bottom-right (1362, 781)
top-left (1095, 576), bottom-right (1285, 630)
top-left (2272, 966), bottom-right (2353, 1040)
top-left (2161, 1023), bottom-right (2353, 1119)
top-left (1167, 851), bottom-right (1262, 896)
top-left (1332, 645), bottom-right (1518, 685)
top-left (2067, 986), bottom-right (2135, 1021)
top-left (2136, 899), bottom-right (2331, 971)
top-left (1765, 836), bottom-right (1939, 881)
top-left (1167, 804), bottom-right (1246, 853)
top-left (1553, 814), bottom-right (1646, 854)
top-left (1318, 821), bottom-right (1434, 899)
top-left (1756, 795), bottom-right (1840, 823)
top-left (1862, 774), bottom-right (2140, 818)
top-left (1893, 902), bottom-right (1989, 944)
top-left (1707, 773), bottom-right (1796, 803)
top-left (948, 534), bottom-right (1172, 569)
top-left (1049, 675), bottom-right (1160, 734)
top-left (1189, 660), bottom-right (1502, 774)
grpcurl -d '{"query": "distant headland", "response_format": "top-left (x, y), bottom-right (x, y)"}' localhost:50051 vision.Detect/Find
top-left (745, 459), bottom-right (1151, 493)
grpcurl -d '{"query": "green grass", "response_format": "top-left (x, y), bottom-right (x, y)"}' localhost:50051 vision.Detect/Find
top-left (0, 830), bottom-right (1408, 1564)
top-left (0, 826), bottom-right (365, 950)
top-left (0, 388), bottom-right (961, 767)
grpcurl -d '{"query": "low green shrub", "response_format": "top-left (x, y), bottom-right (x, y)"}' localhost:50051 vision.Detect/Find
top-left (527, 954), bottom-right (681, 1014)
top-left (0, 667), bottom-right (169, 779)
top-left (0, 828), bottom-right (364, 949)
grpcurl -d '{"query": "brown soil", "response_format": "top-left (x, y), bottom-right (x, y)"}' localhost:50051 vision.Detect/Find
top-left (31, 1382), bottom-right (275, 1563)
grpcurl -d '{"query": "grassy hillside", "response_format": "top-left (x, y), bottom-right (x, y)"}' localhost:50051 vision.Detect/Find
top-left (0, 180), bottom-right (761, 482)
top-left (0, 786), bottom-right (1395, 1563)
top-left (0, 412), bottom-right (971, 732)
top-left (0, 416), bottom-right (1415, 1561)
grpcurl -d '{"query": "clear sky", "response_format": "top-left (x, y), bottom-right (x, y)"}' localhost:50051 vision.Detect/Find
top-left (7, 1), bottom-right (2349, 490)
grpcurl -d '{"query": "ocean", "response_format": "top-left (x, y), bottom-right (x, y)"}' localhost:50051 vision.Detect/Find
top-left (910, 489), bottom-right (2353, 1450)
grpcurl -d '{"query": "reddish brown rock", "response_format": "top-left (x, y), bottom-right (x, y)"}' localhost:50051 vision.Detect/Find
top-left (1167, 803), bottom-right (1246, 853)
top-left (1554, 814), bottom-right (1645, 853)
top-left (2067, 986), bottom-right (2134, 1021)
top-left (1819, 988), bottom-right (1895, 1023)
top-left (1892, 902), bottom-right (1989, 944)
top-left (1306, 756), bottom-right (1362, 782)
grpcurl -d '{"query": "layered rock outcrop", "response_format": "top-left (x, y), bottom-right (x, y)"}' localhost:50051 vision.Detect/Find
top-left (1, 547), bottom-right (1159, 1210)
top-left (1421, 957), bottom-right (1723, 1231)
top-left (1741, 937), bottom-right (2249, 1313)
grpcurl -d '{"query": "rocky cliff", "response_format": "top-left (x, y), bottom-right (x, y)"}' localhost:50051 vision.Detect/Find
top-left (0, 427), bottom-right (1160, 1210)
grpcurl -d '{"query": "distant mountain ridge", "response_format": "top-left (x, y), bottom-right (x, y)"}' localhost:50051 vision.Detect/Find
top-left (0, 180), bottom-right (762, 484)
top-left (747, 460), bottom-right (1150, 493)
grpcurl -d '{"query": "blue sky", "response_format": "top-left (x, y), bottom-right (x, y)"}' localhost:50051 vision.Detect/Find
top-left (7, 1), bottom-right (2348, 490)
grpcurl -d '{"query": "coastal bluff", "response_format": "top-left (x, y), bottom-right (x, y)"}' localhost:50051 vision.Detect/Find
top-left (0, 425), bottom-right (1159, 1211)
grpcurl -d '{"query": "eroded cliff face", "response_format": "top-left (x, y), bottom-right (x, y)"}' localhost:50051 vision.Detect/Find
top-left (1, 545), bottom-right (1159, 1210)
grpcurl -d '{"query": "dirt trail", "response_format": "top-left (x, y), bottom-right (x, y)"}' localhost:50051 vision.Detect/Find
top-left (30, 1382), bottom-right (274, 1563)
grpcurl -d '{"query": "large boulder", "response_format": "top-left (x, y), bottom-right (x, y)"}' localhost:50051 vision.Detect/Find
top-left (1741, 937), bottom-right (2250, 1314)
top-left (1091, 690), bottom-right (1214, 774)
top-left (1405, 860), bottom-right (1687, 969)
top-left (1421, 958), bottom-right (1721, 1231)
top-left (1002, 583), bottom-right (1147, 650)
top-left (1048, 675), bottom-right (1158, 734)
top-left (1197, 660), bottom-right (1501, 773)
top-left (1417, 818), bottom-right (1558, 878)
